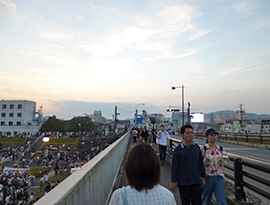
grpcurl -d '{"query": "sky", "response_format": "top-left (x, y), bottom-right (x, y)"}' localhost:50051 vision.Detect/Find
top-left (1, 0), bottom-right (270, 120)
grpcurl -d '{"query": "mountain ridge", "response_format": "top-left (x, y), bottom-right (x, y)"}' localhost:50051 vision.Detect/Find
top-left (204, 110), bottom-right (270, 120)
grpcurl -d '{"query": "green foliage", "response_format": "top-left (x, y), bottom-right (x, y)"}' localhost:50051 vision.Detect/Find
top-left (43, 137), bottom-right (80, 146)
top-left (39, 115), bottom-right (96, 132)
top-left (68, 116), bottom-right (96, 132)
top-left (29, 168), bottom-right (49, 177)
top-left (0, 137), bottom-right (28, 145)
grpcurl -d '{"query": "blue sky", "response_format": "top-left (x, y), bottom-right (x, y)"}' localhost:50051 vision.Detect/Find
top-left (0, 0), bottom-right (269, 119)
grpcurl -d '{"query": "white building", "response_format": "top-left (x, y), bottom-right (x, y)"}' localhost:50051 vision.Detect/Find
top-left (215, 113), bottom-right (238, 124)
top-left (0, 100), bottom-right (41, 135)
top-left (221, 120), bottom-right (261, 133)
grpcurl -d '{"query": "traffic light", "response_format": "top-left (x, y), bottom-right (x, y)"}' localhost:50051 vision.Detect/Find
top-left (167, 109), bottom-right (180, 112)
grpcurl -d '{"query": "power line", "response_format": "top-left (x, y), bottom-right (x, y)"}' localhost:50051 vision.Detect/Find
top-left (117, 107), bottom-right (134, 113)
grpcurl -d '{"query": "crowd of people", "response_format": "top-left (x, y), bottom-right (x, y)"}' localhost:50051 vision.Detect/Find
top-left (0, 131), bottom-right (118, 204)
top-left (0, 173), bottom-right (36, 204)
top-left (115, 124), bottom-right (229, 205)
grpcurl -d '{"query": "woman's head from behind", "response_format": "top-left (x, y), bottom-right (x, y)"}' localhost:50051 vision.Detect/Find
top-left (125, 143), bottom-right (160, 191)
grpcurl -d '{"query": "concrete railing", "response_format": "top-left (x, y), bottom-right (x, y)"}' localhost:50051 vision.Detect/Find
top-left (35, 132), bottom-right (130, 205)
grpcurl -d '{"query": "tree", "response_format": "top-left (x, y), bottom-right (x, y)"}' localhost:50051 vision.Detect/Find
top-left (39, 116), bottom-right (96, 133)
top-left (67, 116), bottom-right (95, 132)
top-left (39, 115), bottom-right (67, 132)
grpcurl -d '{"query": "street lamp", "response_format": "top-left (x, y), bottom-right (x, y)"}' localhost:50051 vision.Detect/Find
top-left (78, 123), bottom-right (81, 137)
top-left (43, 137), bottom-right (50, 143)
top-left (172, 85), bottom-right (185, 126)
top-left (135, 103), bottom-right (145, 127)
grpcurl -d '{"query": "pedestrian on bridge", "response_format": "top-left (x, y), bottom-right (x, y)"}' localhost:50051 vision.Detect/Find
top-left (171, 124), bottom-right (206, 205)
top-left (139, 127), bottom-right (149, 143)
top-left (201, 128), bottom-right (229, 205)
top-left (157, 125), bottom-right (170, 165)
top-left (109, 143), bottom-right (176, 205)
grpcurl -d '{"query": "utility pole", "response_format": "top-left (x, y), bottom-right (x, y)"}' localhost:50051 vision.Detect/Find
top-left (187, 102), bottom-right (191, 124)
top-left (172, 85), bottom-right (185, 127)
top-left (135, 109), bottom-right (138, 127)
top-left (114, 106), bottom-right (117, 135)
top-left (239, 103), bottom-right (244, 131)
top-left (210, 114), bottom-right (214, 124)
top-left (182, 85), bottom-right (185, 126)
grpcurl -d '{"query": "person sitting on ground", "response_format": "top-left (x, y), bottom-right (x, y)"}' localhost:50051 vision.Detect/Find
top-left (109, 143), bottom-right (176, 205)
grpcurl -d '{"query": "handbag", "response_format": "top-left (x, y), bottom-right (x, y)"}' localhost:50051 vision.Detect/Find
top-left (120, 187), bottom-right (128, 205)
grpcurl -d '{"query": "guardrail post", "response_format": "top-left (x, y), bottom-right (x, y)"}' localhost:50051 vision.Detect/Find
top-left (235, 134), bottom-right (237, 141)
top-left (169, 138), bottom-right (173, 148)
top-left (259, 133), bottom-right (262, 144)
top-left (246, 134), bottom-right (248, 142)
top-left (234, 158), bottom-right (247, 202)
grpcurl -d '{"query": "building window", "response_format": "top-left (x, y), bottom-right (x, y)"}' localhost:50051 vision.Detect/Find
top-left (8, 121), bottom-right (13, 126)
top-left (17, 113), bottom-right (22, 117)
top-left (1, 113), bottom-right (5, 117)
top-left (9, 113), bottom-right (14, 117)
top-left (2, 104), bottom-right (6, 109)
top-left (1, 121), bottom-right (5, 126)
top-left (28, 122), bottom-right (32, 126)
top-left (17, 121), bottom-right (21, 126)
top-left (18, 104), bottom-right (23, 109)
top-left (10, 104), bottom-right (14, 109)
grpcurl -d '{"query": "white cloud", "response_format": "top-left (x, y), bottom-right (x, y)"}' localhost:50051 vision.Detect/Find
top-left (171, 46), bottom-right (208, 59)
top-left (231, 0), bottom-right (258, 17)
top-left (27, 51), bottom-right (38, 57)
top-left (218, 64), bottom-right (265, 76)
top-left (76, 16), bottom-right (84, 20)
top-left (43, 32), bottom-right (71, 40)
top-left (0, 0), bottom-right (21, 21)
top-left (0, 0), bottom-right (16, 13)
top-left (188, 30), bottom-right (212, 40)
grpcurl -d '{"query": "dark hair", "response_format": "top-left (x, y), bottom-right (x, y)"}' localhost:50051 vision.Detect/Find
top-left (125, 144), bottom-right (160, 191)
top-left (160, 124), bottom-right (164, 128)
top-left (180, 124), bottom-right (193, 134)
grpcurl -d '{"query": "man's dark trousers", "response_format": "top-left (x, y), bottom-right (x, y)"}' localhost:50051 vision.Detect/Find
top-left (159, 144), bottom-right (166, 162)
top-left (179, 184), bottom-right (202, 205)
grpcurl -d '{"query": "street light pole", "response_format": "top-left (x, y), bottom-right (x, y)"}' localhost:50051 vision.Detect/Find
top-left (172, 85), bottom-right (185, 126)
top-left (135, 103), bottom-right (145, 127)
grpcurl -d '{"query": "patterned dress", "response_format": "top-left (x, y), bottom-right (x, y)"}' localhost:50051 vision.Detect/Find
top-left (200, 144), bottom-right (225, 177)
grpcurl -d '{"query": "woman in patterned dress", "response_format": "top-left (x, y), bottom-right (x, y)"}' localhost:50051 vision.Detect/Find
top-left (201, 128), bottom-right (229, 205)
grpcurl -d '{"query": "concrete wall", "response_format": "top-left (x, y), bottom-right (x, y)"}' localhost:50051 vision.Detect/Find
top-left (35, 132), bottom-right (130, 205)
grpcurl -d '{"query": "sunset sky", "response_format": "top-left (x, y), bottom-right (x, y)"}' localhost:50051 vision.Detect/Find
top-left (1, 0), bottom-right (269, 119)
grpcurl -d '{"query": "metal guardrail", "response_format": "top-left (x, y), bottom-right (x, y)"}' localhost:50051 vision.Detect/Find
top-left (195, 132), bottom-right (270, 144)
top-left (168, 138), bottom-right (270, 203)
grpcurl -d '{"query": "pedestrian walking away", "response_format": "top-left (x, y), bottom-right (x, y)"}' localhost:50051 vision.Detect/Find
top-left (171, 124), bottom-right (206, 205)
top-left (152, 123), bottom-right (157, 144)
top-left (201, 128), bottom-right (229, 205)
top-left (139, 127), bottom-right (150, 143)
top-left (157, 125), bottom-right (170, 165)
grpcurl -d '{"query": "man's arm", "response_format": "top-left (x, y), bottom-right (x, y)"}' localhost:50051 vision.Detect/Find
top-left (198, 146), bottom-right (206, 183)
top-left (171, 147), bottom-right (180, 192)
top-left (157, 131), bottom-right (161, 138)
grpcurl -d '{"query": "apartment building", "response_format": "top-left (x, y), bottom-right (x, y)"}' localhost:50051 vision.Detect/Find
top-left (0, 100), bottom-right (41, 135)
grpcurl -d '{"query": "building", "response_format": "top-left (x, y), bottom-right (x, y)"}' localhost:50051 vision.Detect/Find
top-left (220, 120), bottom-right (261, 133)
top-left (0, 100), bottom-right (42, 135)
top-left (215, 113), bottom-right (238, 124)
top-left (171, 112), bottom-right (188, 131)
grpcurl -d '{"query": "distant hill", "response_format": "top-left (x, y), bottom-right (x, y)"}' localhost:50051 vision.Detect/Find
top-left (205, 110), bottom-right (270, 120)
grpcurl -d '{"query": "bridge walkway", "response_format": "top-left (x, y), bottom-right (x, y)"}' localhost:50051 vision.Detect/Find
top-left (114, 139), bottom-right (182, 205)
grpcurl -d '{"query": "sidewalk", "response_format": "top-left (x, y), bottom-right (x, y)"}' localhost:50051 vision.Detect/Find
top-left (117, 140), bottom-right (182, 204)
top-left (160, 162), bottom-right (181, 205)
